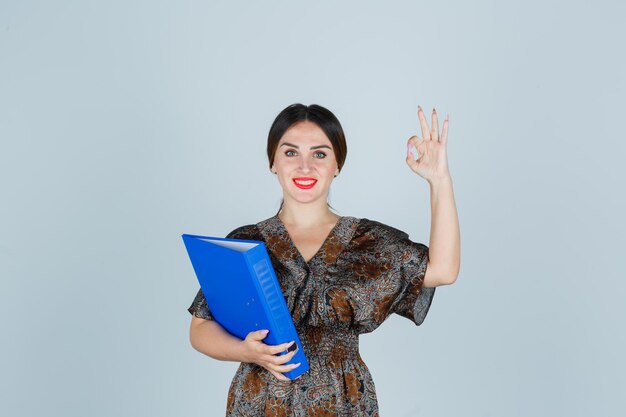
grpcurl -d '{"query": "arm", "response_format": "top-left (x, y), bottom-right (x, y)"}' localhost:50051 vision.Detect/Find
top-left (189, 316), bottom-right (248, 361)
top-left (423, 175), bottom-right (460, 287)
top-left (189, 316), bottom-right (301, 381)
top-left (406, 106), bottom-right (461, 287)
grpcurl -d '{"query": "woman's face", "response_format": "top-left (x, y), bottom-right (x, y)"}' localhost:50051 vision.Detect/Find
top-left (271, 121), bottom-right (339, 206)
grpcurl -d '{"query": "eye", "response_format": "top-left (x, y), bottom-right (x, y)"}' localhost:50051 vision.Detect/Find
top-left (314, 151), bottom-right (327, 159)
top-left (285, 150), bottom-right (297, 157)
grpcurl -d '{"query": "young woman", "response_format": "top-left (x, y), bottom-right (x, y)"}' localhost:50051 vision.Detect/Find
top-left (188, 103), bottom-right (460, 416)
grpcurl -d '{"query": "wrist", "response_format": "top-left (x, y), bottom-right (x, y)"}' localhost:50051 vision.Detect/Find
top-left (428, 175), bottom-right (453, 188)
top-left (235, 340), bottom-right (251, 363)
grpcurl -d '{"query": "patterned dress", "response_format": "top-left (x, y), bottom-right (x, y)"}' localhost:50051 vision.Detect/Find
top-left (188, 214), bottom-right (436, 416)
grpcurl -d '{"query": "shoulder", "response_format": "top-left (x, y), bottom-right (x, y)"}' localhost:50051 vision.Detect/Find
top-left (354, 218), bottom-right (410, 243)
top-left (352, 218), bottom-right (428, 264)
top-left (344, 218), bottom-right (417, 255)
top-left (225, 214), bottom-right (282, 240)
top-left (225, 224), bottom-right (261, 240)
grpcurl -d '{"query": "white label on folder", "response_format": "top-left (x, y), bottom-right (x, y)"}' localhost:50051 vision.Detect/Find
top-left (198, 238), bottom-right (259, 252)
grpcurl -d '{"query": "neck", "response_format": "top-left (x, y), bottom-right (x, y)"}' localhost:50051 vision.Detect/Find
top-left (278, 198), bottom-right (339, 229)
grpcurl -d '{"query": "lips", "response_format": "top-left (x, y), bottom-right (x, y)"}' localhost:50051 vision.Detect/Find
top-left (293, 177), bottom-right (317, 189)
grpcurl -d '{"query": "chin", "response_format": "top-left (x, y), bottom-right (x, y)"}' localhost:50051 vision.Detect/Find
top-left (292, 196), bottom-right (322, 204)
top-left (286, 192), bottom-right (326, 205)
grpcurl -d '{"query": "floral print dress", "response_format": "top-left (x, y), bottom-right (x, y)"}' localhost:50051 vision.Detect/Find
top-left (188, 214), bottom-right (436, 416)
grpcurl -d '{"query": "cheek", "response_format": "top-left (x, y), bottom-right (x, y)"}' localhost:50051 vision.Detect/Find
top-left (320, 160), bottom-right (338, 175)
top-left (273, 162), bottom-right (297, 183)
top-left (273, 158), bottom-right (293, 171)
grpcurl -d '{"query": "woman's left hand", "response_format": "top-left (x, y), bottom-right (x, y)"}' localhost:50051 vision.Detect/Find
top-left (406, 106), bottom-right (451, 183)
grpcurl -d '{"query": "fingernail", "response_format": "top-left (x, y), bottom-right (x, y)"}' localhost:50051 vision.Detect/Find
top-left (294, 362), bottom-right (301, 367)
top-left (406, 143), bottom-right (411, 157)
top-left (433, 107), bottom-right (436, 113)
top-left (418, 105), bottom-right (423, 112)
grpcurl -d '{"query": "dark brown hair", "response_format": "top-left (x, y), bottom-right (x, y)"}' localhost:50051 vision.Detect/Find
top-left (267, 103), bottom-right (347, 214)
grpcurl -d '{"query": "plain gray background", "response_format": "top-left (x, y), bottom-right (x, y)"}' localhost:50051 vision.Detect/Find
top-left (1, 0), bottom-right (624, 416)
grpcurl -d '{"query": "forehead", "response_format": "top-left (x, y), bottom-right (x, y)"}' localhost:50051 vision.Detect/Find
top-left (279, 121), bottom-right (332, 145)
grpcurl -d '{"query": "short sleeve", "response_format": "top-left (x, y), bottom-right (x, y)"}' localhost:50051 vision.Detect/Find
top-left (392, 238), bottom-right (436, 326)
top-left (187, 287), bottom-right (214, 320)
top-left (185, 224), bottom-right (258, 320)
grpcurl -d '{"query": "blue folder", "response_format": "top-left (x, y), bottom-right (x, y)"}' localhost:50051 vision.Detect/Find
top-left (182, 233), bottom-right (309, 380)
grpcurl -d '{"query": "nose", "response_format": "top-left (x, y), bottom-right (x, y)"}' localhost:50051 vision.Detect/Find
top-left (298, 156), bottom-right (311, 173)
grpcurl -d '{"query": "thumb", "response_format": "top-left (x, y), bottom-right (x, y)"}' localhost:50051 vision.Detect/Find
top-left (249, 329), bottom-right (269, 341)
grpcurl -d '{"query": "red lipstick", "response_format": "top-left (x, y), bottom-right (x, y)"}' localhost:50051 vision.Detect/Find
top-left (292, 177), bottom-right (317, 189)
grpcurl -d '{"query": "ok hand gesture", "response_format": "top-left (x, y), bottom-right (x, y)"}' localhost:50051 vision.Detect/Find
top-left (406, 106), bottom-right (451, 183)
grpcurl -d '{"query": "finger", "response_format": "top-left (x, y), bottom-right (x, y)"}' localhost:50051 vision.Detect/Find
top-left (266, 346), bottom-right (298, 364)
top-left (274, 362), bottom-right (301, 373)
top-left (269, 354), bottom-right (285, 365)
top-left (269, 369), bottom-right (290, 382)
top-left (406, 154), bottom-right (419, 172)
top-left (431, 108), bottom-right (439, 142)
top-left (406, 139), bottom-right (419, 171)
top-left (406, 135), bottom-right (423, 159)
top-left (407, 135), bottom-right (425, 158)
top-left (441, 114), bottom-right (449, 145)
top-left (248, 329), bottom-right (269, 341)
top-left (269, 347), bottom-right (298, 365)
top-left (274, 347), bottom-right (299, 365)
top-left (417, 106), bottom-right (431, 141)
top-left (268, 341), bottom-right (295, 355)
top-left (406, 147), bottom-right (419, 172)
top-left (406, 136), bottom-right (416, 160)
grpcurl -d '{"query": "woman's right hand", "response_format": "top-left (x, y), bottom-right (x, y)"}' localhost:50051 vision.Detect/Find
top-left (240, 329), bottom-right (301, 382)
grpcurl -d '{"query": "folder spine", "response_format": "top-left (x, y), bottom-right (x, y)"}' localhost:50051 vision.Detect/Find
top-left (253, 259), bottom-right (286, 332)
top-left (242, 246), bottom-right (289, 344)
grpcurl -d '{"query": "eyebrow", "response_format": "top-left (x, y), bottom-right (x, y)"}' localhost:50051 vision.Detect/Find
top-left (279, 142), bottom-right (332, 150)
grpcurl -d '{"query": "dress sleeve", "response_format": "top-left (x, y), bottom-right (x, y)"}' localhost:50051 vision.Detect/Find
top-left (186, 224), bottom-right (256, 320)
top-left (392, 237), bottom-right (436, 326)
top-left (187, 287), bottom-right (214, 320)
